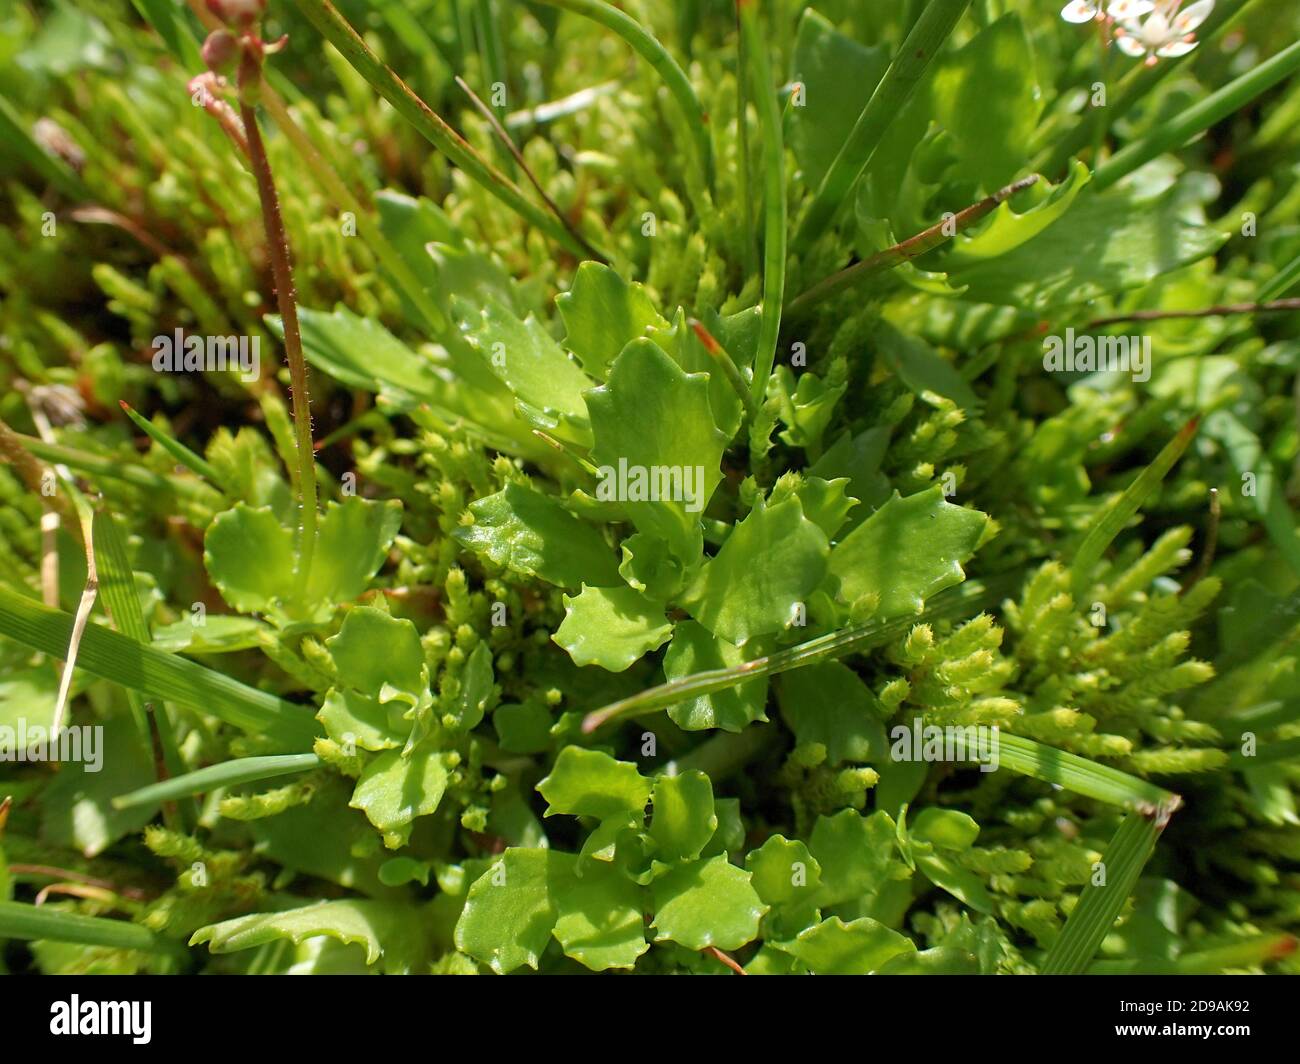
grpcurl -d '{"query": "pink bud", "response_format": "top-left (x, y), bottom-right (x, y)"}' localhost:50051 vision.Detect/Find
top-left (204, 0), bottom-right (266, 29)
top-left (201, 29), bottom-right (239, 74)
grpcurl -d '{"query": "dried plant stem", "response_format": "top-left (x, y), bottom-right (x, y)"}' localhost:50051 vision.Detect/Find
top-left (786, 175), bottom-right (1039, 318)
top-left (454, 75), bottom-right (605, 262)
top-left (238, 70), bottom-right (317, 591)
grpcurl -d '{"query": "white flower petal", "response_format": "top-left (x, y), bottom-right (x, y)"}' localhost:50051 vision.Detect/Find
top-left (1174, 0), bottom-right (1215, 33)
top-left (1061, 1), bottom-right (1100, 23)
top-left (1107, 1), bottom-right (1155, 19)
top-left (1157, 39), bottom-right (1199, 57)
top-left (1115, 33), bottom-right (1149, 56)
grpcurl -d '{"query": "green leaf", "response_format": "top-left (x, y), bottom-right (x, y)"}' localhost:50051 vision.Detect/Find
top-left (650, 856), bottom-right (767, 951)
top-left (662, 621), bottom-right (769, 732)
top-left (349, 745), bottom-right (450, 847)
top-left (828, 486), bottom-right (988, 616)
top-left (682, 496), bottom-right (829, 645)
top-left (455, 847), bottom-right (569, 973)
top-left (307, 498), bottom-right (405, 617)
top-left (454, 482), bottom-right (620, 589)
top-left (777, 662), bottom-right (888, 765)
top-left (745, 835), bottom-right (821, 907)
top-left (493, 702), bottom-right (554, 754)
top-left (788, 10), bottom-right (890, 190)
top-left (557, 261), bottom-right (667, 378)
top-left (808, 809), bottom-right (899, 909)
top-left (585, 338), bottom-right (727, 562)
top-left (203, 504), bottom-right (295, 617)
top-left (537, 747), bottom-right (652, 822)
top-left (779, 916), bottom-right (915, 974)
top-left (462, 299), bottom-right (594, 444)
top-left (949, 183), bottom-right (1228, 312)
top-left (553, 584), bottom-right (673, 672)
top-left (450, 642), bottom-right (495, 732)
top-left (205, 499), bottom-right (402, 625)
top-left (873, 320), bottom-right (980, 410)
top-left (551, 859), bottom-right (649, 971)
top-left (192, 899), bottom-right (423, 972)
top-left (318, 688), bottom-right (405, 751)
top-left (915, 852), bottom-right (995, 913)
top-left (326, 607), bottom-right (427, 701)
top-left (945, 160), bottom-right (1092, 267)
top-left (289, 306), bottom-right (444, 404)
top-left (929, 13), bottom-right (1040, 191)
top-left (911, 808), bottom-right (980, 850)
top-left (648, 771), bottom-right (716, 862)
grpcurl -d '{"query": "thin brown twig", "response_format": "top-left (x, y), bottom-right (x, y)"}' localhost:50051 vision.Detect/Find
top-left (236, 48), bottom-right (318, 593)
top-left (689, 318), bottom-right (758, 420)
top-left (1086, 298), bottom-right (1300, 329)
top-left (454, 75), bottom-right (605, 263)
top-left (786, 174), bottom-right (1041, 318)
top-left (703, 945), bottom-right (747, 975)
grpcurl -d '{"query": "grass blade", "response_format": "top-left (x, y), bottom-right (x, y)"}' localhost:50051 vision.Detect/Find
top-left (996, 733), bottom-right (1180, 813)
top-left (114, 754), bottom-right (321, 810)
top-left (1070, 416), bottom-right (1199, 598)
top-left (1093, 40), bottom-right (1300, 193)
top-left (1259, 249), bottom-right (1300, 302)
top-left (0, 586), bottom-right (318, 751)
top-left (1040, 811), bottom-right (1164, 974)
top-left (583, 575), bottom-right (1017, 732)
top-left (737, 0), bottom-right (787, 402)
top-left (527, 0), bottom-right (715, 193)
top-left (0, 901), bottom-right (168, 952)
top-left (1089, 933), bottom-right (1297, 974)
top-left (93, 509), bottom-right (195, 828)
top-left (793, 0), bottom-right (973, 252)
top-left (119, 401), bottom-right (224, 489)
top-left (291, 0), bottom-right (597, 260)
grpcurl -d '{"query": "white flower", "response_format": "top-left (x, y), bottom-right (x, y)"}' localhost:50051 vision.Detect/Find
top-left (1061, 1), bottom-right (1104, 23)
top-left (1114, 0), bottom-right (1214, 62)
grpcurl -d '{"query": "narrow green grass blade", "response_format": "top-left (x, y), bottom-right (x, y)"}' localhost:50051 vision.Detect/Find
top-left (996, 734), bottom-right (1180, 812)
top-left (93, 509), bottom-right (196, 828)
top-left (583, 575), bottom-right (1017, 732)
top-left (1089, 932), bottom-right (1297, 974)
top-left (793, 0), bottom-right (972, 251)
top-left (1260, 249), bottom-right (1300, 302)
top-left (0, 901), bottom-right (168, 952)
top-left (1094, 39), bottom-right (1300, 193)
top-left (1070, 417), bottom-right (1199, 598)
top-left (119, 401), bottom-right (224, 489)
top-left (114, 754), bottom-right (321, 810)
top-left (19, 435), bottom-right (218, 504)
top-left (1040, 812), bottom-right (1163, 974)
top-left (291, 0), bottom-right (594, 259)
top-left (526, 0), bottom-right (714, 193)
top-left (738, 0), bottom-right (786, 400)
top-left (130, 0), bottom-right (203, 67)
top-left (0, 586), bottom-right (318, 751)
